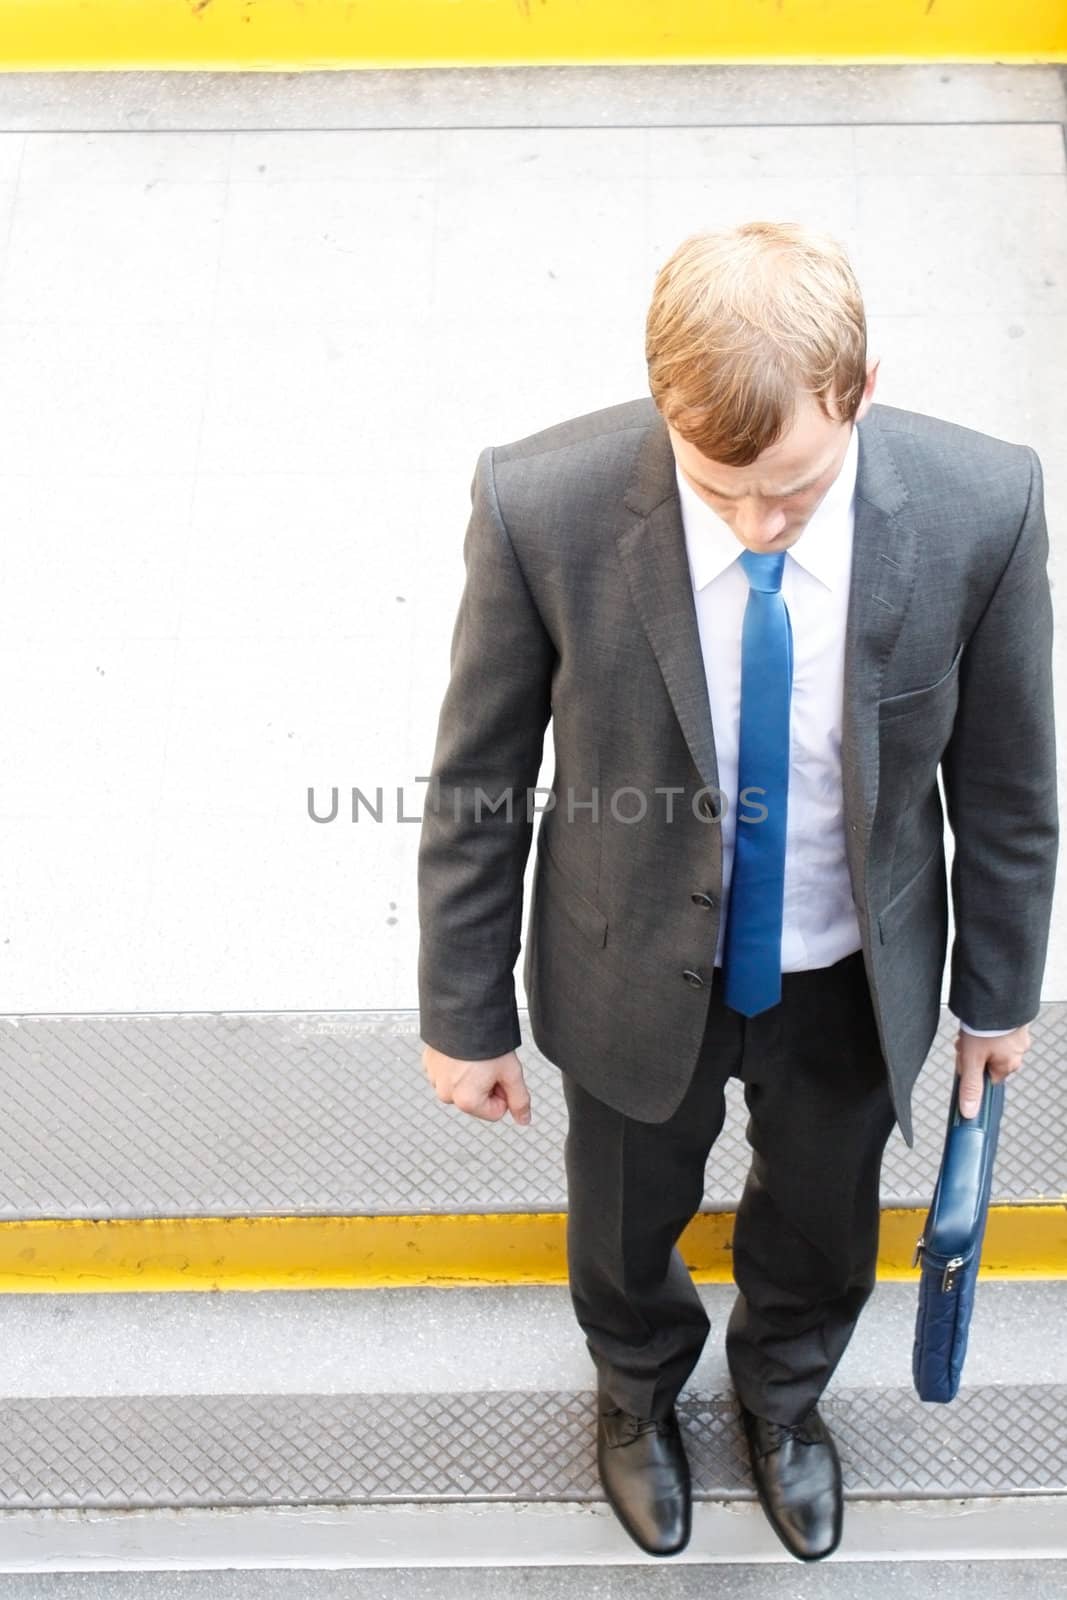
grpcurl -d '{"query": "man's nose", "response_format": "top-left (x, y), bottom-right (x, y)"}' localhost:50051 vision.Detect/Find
top-left (736, 502), bottom-right (787, 542)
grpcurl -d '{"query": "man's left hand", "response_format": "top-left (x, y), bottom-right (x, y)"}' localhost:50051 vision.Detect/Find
top-left (955, 1023), bottom-right (1030, 1117)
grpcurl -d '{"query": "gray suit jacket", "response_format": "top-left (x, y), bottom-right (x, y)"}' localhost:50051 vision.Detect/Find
top-left (417, 396), bottom-right (1058, 1147)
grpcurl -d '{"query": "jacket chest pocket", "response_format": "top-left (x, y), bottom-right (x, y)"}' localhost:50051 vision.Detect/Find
top-left (877, 642), bottom-right (964, 771)
top-left (878, 641), bottom-right (964, 725)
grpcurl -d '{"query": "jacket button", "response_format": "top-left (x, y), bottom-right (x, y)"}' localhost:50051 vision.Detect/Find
top-left (691, 892), bottom-right (716, 910)
top-left (682, 969), bottom-right (705, 987)
top-left (698, 793), bottom-right (721, 819)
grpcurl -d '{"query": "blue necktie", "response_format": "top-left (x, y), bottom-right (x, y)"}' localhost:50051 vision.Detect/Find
top-left (721, 548), bottom-right (794, 1016)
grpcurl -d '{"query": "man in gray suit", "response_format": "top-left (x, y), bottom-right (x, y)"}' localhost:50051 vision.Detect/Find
top-left (417, 222), bottom-right (1058, 1561)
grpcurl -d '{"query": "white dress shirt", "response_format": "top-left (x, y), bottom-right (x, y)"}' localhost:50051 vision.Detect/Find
top-left (675, 422), bottom-right (1015, 1038)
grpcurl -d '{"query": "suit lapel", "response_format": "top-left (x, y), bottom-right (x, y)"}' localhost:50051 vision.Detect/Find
top-left (615, 404), bottom-right (921, 862)
top-left (617, 421), bottom-right (722, 797)
top-left (841, 410), bottom-right (921, 859)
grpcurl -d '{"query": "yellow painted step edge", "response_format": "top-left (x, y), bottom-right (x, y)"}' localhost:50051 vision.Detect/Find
top-left (0, 1203), bottom-right (1062, 1291)
top-left (0, 0), bottom-right (1064, 71)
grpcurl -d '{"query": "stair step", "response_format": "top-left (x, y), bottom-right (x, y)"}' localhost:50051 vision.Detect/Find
top-left (0, 1381), bottom-right (1061, 1568)
top-left (0, 1280), bottom-right (1061, 1569)
top-left (0, 1011), bottom-right (1063, 1288)
top-left (0, 1560), bottom-right (1057, 1594)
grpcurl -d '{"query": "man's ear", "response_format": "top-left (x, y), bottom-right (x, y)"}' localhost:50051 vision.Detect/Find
top-left (855, 357), bottom-right (880, 421)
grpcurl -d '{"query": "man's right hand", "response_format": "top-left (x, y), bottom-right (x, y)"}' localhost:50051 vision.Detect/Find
top-left (421, 1045), bottom-right (532, 1126)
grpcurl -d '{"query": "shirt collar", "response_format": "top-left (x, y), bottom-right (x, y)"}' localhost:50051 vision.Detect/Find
top-left (675, 419), bottom-right (859, 594)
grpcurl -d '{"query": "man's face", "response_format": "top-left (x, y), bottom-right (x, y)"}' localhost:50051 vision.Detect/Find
top-left (668, 361), bottom-right (879, 554)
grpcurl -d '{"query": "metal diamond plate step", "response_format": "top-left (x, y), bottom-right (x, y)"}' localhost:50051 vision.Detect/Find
top-left (0, 1383), bottom-right (1061, 1509)
top-left (0, 1007), bottom-right (1062, 1219)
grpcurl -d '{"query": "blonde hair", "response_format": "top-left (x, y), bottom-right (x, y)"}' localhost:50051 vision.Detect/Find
top-left (646, 221), bottom-right (868, 465)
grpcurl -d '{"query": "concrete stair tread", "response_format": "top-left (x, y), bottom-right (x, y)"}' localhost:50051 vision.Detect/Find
top-left (0, 1380), bottom-right (1062, 1507)
top-left (0, 1009), bottom-right (1062, 1219)
top-left (0, 1249), bottom-right (1061, 1566)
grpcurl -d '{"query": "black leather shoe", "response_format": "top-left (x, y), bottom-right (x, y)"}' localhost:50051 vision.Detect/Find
top-left (596, 1399), bottom-right (692, 1556)
top-left (738, 1399), bottom-right (843, 1561)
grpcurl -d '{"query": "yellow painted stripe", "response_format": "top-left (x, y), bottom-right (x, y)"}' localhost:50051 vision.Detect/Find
top-left (0, 0), bottom-right (1063, 71)
top-left (0, 1203), bottom-right (1062, 1291)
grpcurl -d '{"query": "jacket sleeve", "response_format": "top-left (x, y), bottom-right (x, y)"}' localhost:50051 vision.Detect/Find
top-left (941, 444), bottom-right (1059, 1031)
top-left (417, 444), bottom-right (556, 1059)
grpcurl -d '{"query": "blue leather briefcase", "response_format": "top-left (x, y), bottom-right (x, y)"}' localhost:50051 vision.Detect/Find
top-left (911, 1066), bottom-right (1005, 1403)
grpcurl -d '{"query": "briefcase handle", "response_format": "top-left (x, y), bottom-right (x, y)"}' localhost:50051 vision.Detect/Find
top-left (914, 1065), bottom-right (1005, 1267)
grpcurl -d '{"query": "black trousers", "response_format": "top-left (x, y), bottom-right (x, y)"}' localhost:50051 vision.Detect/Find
top-left (561, 948), bottom-right (898, 1426)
